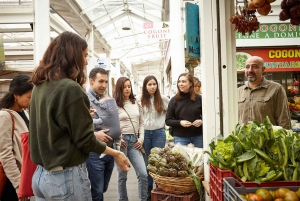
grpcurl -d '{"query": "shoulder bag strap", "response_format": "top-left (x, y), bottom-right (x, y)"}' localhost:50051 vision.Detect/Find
top-left (4, 110), bottom-right (15, 139)
top-left (122, 107), bottom-right (138, 138)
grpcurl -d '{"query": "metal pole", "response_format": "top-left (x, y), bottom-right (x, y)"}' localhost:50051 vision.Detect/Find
top-left (216, 0), bottom-right (224, 136)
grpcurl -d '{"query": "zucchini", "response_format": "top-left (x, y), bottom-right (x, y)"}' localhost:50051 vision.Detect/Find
top-left (278, 137), bottom-right (288, 167)
top-left (262, 126), bottom-right (269, 140)
top-left (277, 141), bottom-right (283, 166)
top-left (269, 171), bottom-right (283, 181)
top-left (261, 170), bottom-right (277, 182)
top-left (253, 149), bottom-right (277, 166)
top-left (283, 167), bottom-right (288, 181)
top-left (292, 162), bottom-right (299, 181)
top-left (243, 161), bottom-right (250, 181)
top-left (230, 134), bottom-right (248, 150)
top-left (215, 152), bottom-right (229, 167)
top-left (238, 164), bottom-right (244, 177)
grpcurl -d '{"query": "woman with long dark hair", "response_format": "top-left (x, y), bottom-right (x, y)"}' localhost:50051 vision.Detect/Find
top-left (0, 74), bottom-right (33, 201)
top-left (114, 77), bottom-right (148, 201)
top-left (29, 31), bottom-right (130, 201)
top-left (165, 73), bottom-right (203, 147)
top-left (137, 75), bottom-right (169, 200)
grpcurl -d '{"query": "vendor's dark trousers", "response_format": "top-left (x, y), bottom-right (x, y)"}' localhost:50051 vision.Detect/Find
top-left (1, 179), bottom-right (18, 201)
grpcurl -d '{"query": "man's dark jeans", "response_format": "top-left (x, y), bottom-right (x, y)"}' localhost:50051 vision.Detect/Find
top-left (86, 152), bottom-right (114, 201)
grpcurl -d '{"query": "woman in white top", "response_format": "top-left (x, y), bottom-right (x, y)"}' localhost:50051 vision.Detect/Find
top-left (114, 77), bottom-right (148, 201)
top-left (137, 75), bottom-right (169, 201)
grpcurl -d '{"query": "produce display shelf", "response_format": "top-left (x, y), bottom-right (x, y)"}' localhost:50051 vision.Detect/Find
top-left (151, 188), bottom-right (200, 201)
top-left (209, 163), bottom-right (300, 201)
top-left (223, 177), bottom-right (300, 201)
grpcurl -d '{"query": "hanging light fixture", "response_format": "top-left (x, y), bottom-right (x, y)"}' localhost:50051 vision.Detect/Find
top-left (122, 3), bottom-right (131, 30)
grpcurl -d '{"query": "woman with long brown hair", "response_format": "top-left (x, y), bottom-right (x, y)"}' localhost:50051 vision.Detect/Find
top-left (165, 73), bottom-right (203, 148)
top-left (29, 31), bottom-right (130, 201)
top-left (114, 77), bottom-right (148, 201)
top-left (137, 75), bottom-right (169, 201)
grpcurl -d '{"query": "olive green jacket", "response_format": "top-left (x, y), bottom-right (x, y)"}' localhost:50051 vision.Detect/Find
top-left (237, 78), bottom-right (291, 129)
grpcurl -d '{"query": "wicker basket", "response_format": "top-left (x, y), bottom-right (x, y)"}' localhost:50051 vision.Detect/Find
top-left (149, 172), bottom-right (204, 195)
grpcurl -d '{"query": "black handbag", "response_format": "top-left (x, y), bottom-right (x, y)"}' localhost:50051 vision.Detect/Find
top-left (169, 101), bottom-right (191, 136)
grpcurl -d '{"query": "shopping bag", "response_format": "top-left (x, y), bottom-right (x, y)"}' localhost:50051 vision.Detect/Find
top-left (0, 162), bottom-right (7, 197)
top-left (18, 132), bottom-right (37, 198)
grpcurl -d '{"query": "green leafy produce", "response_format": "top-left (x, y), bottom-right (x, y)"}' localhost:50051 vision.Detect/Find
top-left (206, 116), bottom-right (300, 183)
top-left (236, 54), bottom-right (248, 70)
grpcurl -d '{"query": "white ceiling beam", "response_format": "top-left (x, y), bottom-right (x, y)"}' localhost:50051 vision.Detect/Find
top-left (5, 65), bottom-right (35, 71)
top-left (131, 57), bottom-right (164, 63)
top-left (91, 5), bottom-right (124, 26)
top-left (3, 38), bottom-right (33, 43)
top-left (4, 51), bottom-right (33, 55)
top-left (95, 12), bottom-right (128, 29)
top-left (6, 60), bottom-right (33, 63)
top-left (129, 11), bottom-right (149, 22)
top-left (80, 0), bottom-right (110, 15)
top-left (130, 6), bottom-right (161, 22)
top-left (122, 40), bottom-right (167, 51)
top-left (50, 13), bottom-right (74, 33)
top-left (5, 55), bottom-right (33, 60)
top-left (101, 25), bottom-right (122, 38)
top-left (65, 0), bottom-right (111, 52)
top-left (127, 50), bottom-right (164, 58)
top-left (0, 6), bottom-right (34, 23)
top-left (114, 31), bottom-right (144, 39)
top-left (0, 28), bottom-right (32, 33)
top-left (4, 45), bottom-right (33, 50)
top-left (136, 0), bottom-right (164, 12)
top-left (111, 42), bottom-right (137, 50)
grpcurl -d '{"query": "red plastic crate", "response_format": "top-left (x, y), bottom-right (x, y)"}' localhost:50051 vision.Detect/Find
top-left (151, 188), bottom-right (200, 201)
top-left (209, 164), bottom-right (234, 201)
top-left (209, 163), bottom-right (300, 201)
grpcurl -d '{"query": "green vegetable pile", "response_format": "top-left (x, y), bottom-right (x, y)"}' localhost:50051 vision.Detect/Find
top-left (148, 145), bottom-right (204, 196)
top-left (236, 54), bottom-right (248, 70)
top-left (205, 116), bottom-right (300, 184)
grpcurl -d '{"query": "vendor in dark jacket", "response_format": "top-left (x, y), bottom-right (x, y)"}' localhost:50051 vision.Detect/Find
top-left (165, 73), bottom-right (203, 148)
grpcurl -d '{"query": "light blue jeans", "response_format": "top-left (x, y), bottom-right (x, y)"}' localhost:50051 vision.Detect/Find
top-left (117, 134), bottom-right (148, 201)
top-left (32, 163), bottom-right (92, 201)
top-left (143, 128), bottom-right (166, 186)
top-left (174, 135), bottom-right (203, 148)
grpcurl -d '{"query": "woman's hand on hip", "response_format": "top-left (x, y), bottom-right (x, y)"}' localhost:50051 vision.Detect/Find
top-left (192, 119), bottom-right (203, 127)
top-left (133, 138), bottom-right (143, 150)
top-left (180, 120), bottom-right (192, 128)
top-left (121, 138), bottom-right (127, 149)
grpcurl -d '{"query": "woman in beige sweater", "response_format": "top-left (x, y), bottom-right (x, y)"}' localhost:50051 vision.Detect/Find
top-left (114, 77), bottom-right (148, 201)
top-left (0, 74), bottom-right (33, 201)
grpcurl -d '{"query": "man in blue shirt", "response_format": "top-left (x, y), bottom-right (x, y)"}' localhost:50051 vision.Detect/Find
top-left (86, 67), bottom-right (116, 201)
